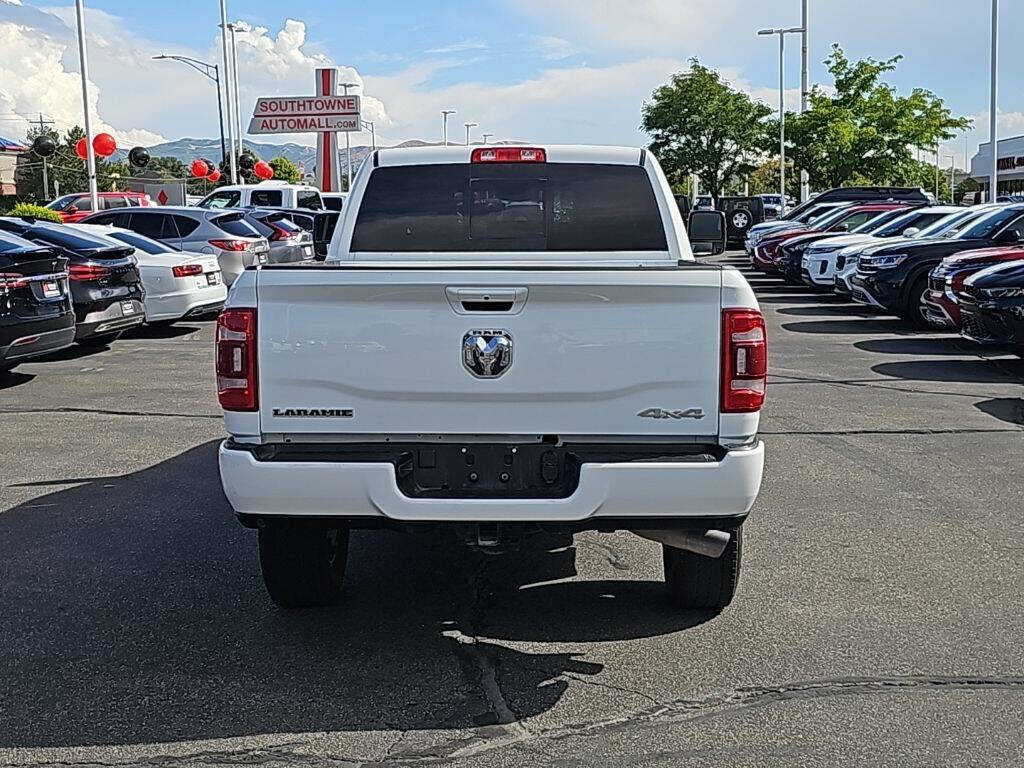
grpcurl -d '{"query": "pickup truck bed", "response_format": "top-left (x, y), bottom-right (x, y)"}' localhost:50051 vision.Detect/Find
top-left (216, 145), bottom-right (766, 612)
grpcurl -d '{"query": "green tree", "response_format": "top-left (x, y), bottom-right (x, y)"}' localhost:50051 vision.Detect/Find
top-left (269, 156), bottom-right (300, 183)
top-left (642, 61), bottom-right (773, 197)
top-left (785, 45), bottom-right (971, 190)
top-left (14, 125), bottom-right (114, 201)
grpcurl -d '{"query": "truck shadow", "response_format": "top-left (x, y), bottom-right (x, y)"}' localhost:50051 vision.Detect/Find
top-left (0, 441), bottom-right (703, 748)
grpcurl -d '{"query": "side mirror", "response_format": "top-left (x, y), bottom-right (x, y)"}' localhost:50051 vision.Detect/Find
top-left (902, 227), bottom-right (921, 237)
top-left (994, 228), bottom-right (1021, 244)
top-left (687, 210), bottom-right (727, 256)
top-left (834, 223), bottom-right (850, 232)
top-left (67, 205), bottom-right (78, 214)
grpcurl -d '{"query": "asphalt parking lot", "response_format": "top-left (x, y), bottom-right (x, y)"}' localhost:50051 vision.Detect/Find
top-left (2, 251), bottom-right (1023, 768)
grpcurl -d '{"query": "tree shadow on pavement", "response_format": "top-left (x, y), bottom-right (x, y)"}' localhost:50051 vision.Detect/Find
top-left (854, 337), bottom-right (972, 357)
top-left (0, 441), bottom-right (701, 748)
top-left (872, 358), bottom-right (1024, 384)
top-left (973, 397), bottom-right (1024, 426)
top-left (781, 318), bottom-right (908, 335)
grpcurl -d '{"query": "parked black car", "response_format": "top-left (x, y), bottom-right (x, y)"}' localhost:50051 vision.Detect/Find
top-left (850, 204), bottom-right (1024, 328)
top-left (274, 208), bottom-right (341, 261)
top-left (0, 230), bottom-right (75, 371)
top-left (0, 218), bottom-right (145, 345)
top-left (959, 258), bottom-right (1024, 356)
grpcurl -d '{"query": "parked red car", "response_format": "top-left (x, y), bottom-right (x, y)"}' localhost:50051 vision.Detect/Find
top-left (46, 192), bottom-right (155, 223)
top-left (923, 245), bottom-right (1024, 328)
top-left (751, 203), bottom-right (910, 273)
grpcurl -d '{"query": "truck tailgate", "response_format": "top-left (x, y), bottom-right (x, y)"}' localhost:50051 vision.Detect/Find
top-left (255, 267), bottom-right (722, 437)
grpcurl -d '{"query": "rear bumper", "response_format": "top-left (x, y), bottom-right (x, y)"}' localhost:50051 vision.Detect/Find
top-left (144, 284), bottom-right (228, 322)
top-left (218, 440), bottom-right (765, 523)
top-left (76, 299), bottom-right (146, 339)
top-left (0, 321), bottom-right (76, 363)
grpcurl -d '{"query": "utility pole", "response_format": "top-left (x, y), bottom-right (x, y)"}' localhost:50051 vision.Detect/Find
top-left (464, 122), bottom-right (477, 146)
top-left (441, 110), bottom-right (456, 146)
top-left (73, 0), bottom-right (99, 210)
top-left (989, 0), bottom-right (999, 202)
top-left (800, 0), bottom-right (810, 204)
top-left (218, 0), bottom-right (237, 183)
top-left (363, 120), bottom-right (376, 151)
top-left (36, 113), bottom-right (55, 199)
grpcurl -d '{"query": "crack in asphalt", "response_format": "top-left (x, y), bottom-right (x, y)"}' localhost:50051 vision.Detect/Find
top-left (0, 407), bottom-right (222, 420)
top-left (762, 426), bottom-right (1023, 436)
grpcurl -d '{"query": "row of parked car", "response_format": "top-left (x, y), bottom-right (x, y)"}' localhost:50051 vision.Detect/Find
top-left (744, 193), bottom-right (1024, 356)
top-left (0, 201), bottom-right (332, 373)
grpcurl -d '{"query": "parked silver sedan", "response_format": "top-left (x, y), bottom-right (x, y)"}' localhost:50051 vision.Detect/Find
top-left (243, 209), bottom-right (315, 264)
top-left (81, 207), bottom-right (270, 285)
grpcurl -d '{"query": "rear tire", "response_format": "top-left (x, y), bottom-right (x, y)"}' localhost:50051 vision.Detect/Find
top-left (78, 331), bottom-right (123, 347)
top-left (258, 526), bottom-right (349, 608)
top-left (663, 526), bottom-right (742, 610)
top-left (903, 275), bottom-right (931, 330)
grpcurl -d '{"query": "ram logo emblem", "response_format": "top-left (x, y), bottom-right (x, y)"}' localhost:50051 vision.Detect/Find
top-left (463, 330), bottom-right (513, 378)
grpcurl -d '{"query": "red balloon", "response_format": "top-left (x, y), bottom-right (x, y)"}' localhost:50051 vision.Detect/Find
top-left (253, 161), bottom-right (274, 180)
top-left (75, 137), bottom-right (88, 159)
top-left (191, 159), bottom-right (209, 178)
top-left (92, 132), bottom-right (116, 157)
top-left (207, 169), bottom-right (221, 182)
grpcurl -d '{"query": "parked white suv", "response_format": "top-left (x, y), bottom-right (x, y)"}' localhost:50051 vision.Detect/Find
top-left (197, 181), bottom-right (324, 211)
top-left (216, 145), bottom-right (767, 611)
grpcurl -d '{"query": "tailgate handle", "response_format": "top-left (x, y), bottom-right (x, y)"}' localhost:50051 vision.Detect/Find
top-left (446, 287), bottom-right (528, 315)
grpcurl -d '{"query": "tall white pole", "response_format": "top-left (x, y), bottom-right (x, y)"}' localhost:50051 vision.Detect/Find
top-left (779, 32), bottom-right (786, 207)
top-left (219, 0), bottom-right (237, 184)
top-left (442, 110), bottom-right (455, 146)
top-left (989, 0), bottom-right (999, 202)
top-left (341, 83), bottom-right (357, 190)
top-left (73, 0), bottom-right (99, 210)
top-left (800, 0), bottom-right (810, 204)
top-left (230, 24), bottom-right (243, 162)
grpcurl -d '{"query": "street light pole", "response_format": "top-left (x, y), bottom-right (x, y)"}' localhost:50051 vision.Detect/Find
top-left (482, 133), bottom-right (493, 144)
top-left (153, 55), bottom-right (227, 166)
top-left (800, 0), bottom-right (810, 203)
top-left (73, 0), bottom-right (99, 210)
top-left (943, 155), bottom-right (956, 203)
top-left (759, 27), bottom-right (803, 211)
top-left (464, 122), bottom-right (477, 146)
top-left (441, 110), bottom-right (456, 146)
top-left (228, 23), bottom-right (244, 161)
top-left (218, 0), bottom-right (237, 183)
top-left (341, 82), bottom-right (358, 190)
top-left (362, 120), bottom-right (376, 151)
top-left (989, 0), bottom-right (999, 203)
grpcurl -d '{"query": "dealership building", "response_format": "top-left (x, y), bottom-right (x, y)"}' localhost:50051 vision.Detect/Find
top-left (970, 134), bottom-right (1024, 197)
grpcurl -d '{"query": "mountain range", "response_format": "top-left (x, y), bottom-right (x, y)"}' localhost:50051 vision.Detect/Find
top-left (113, 137), bottom-right (437, 175)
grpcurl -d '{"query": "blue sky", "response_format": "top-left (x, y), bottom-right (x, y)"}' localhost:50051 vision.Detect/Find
top-left (2, 0), bottom-right (1022, 164)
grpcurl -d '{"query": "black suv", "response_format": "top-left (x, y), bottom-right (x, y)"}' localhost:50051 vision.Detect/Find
top-left (0, 230), bottom-right (75, 371)
top-left (851, 204), bottom-right (1024, 328)
top-left (0, 219), bottom-right (145, 345)
top-left (716, 196), bottom-right (765, 246)
top-left (959, 259), bottom-right (1024, 355)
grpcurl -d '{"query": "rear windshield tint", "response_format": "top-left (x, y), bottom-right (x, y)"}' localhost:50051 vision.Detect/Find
top-left (351, 163), bottom-right (668, 252)
top-left (214, 215), bottom-right (261, 238)
top-left (25, 227), bottom-right (112, 251)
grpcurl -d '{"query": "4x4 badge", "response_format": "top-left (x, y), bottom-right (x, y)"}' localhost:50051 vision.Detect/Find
top-left (637, 407), bottom-right (705, 420)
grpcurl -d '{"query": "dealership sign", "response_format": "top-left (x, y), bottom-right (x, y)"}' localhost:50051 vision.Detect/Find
top-left (248, 95), bottom-right (361, 135)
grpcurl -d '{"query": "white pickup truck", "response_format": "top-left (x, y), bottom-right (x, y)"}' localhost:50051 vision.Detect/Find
top-left (216, 145), bottom-right (766, 611)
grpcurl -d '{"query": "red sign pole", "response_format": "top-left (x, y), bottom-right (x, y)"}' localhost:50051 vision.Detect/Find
top-left (315, 68), bottom-right (342, 193)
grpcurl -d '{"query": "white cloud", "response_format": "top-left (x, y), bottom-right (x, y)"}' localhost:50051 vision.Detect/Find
top-left (424, 40), bottom-right (488, 55)
top-left (534, 35), bottom-right (578, 61)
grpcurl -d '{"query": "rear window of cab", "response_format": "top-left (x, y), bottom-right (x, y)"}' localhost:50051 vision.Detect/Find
top-left (351, 163), bottom-right (668, 252)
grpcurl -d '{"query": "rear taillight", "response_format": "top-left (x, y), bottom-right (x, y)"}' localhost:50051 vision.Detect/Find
top-left (68, 263), bottom-right (111, 281)
top-left (0, 272), bottom-right (28, 290)
top-left (172, 264), bottom-right (204, 278)
top-left (209, 239), bottom-right (249, 252)
top-left (216, 308), bottom-right (258, 411)
top-left (265, 222), bottom-right (291, 242)
top-left (471, 147), bottom-right (546, 163)
top-left (722, 309), bottom-right (767, 413)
